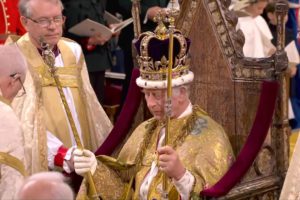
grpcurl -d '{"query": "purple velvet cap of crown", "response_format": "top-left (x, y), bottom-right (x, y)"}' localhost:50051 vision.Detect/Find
top-left (134, 31), bottom-right (191, 66)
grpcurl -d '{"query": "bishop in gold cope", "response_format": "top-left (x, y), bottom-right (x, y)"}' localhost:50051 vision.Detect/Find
top-left (0, 45), bottom-right (27, 199)
top-left (76, 17), bottom-right (234, 200)
top-left (8, 0), bottom-right (112, 178)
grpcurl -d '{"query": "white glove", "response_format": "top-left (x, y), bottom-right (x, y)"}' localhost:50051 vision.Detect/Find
top-left (73, 149), bottom-right (97, 176)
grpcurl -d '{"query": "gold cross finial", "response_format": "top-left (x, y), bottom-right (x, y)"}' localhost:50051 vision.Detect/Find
top-left (154, 10), bottom-right (168, 39)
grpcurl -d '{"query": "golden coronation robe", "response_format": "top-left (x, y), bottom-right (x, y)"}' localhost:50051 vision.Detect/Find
top-left (78, 106), bottom-right (234, 200)
top-left (0, 93), bottom-right (27, 199)
top-left (10, 33), bottom-right (112, 174)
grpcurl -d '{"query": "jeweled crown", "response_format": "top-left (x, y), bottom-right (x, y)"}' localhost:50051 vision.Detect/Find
top-left (134, 12), bottom-right (194, 89)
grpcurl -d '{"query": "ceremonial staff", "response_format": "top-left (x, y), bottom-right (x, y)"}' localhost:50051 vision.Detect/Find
top-left (162, 1), bottom-right (176, 199)
top-left (131, 0), bottom-right (142, 70)
top-left (131, 0), bottom-right (141, 39)
top-left (40, 38), bottom-right (99, 200)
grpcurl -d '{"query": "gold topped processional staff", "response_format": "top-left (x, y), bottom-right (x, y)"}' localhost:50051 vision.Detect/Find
top-left (40, 38), bottom-right (100, 200)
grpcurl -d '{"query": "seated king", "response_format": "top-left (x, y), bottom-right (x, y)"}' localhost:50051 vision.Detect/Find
top-left (75, 13), bottom-right (235, 200)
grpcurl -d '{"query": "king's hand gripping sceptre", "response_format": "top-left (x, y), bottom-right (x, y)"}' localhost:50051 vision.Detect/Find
top-left (39, 37), bottom-right (100, 200)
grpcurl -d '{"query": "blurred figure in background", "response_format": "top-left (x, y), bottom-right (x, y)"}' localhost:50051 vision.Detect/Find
top-left (18, 172), bottom-right (74, 200)
top-left (0, 0), bottom-right (26, 43)
top-left (284, 0), bottom-right (300, 131)
top-left (0, 45), bottom-right (27, 199)
top-left (63, 0), bottom-right (116, 104)
top-left (233, 0), bottom-right (276, 57)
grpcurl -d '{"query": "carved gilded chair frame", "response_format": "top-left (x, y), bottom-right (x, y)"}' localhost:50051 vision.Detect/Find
top-left (176, 0), bottom-right (290, 199)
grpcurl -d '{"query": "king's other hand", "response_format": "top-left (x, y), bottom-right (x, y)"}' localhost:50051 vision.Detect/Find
top-left (157, 145), bottom-right (186, 181)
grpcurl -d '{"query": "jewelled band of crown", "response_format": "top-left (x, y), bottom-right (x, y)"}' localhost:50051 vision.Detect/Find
top-left (137, 30), bottom-right (190, 81)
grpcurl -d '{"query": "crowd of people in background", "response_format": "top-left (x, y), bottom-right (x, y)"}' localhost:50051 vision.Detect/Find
top-left (232, 0), bottom-right (300, 128)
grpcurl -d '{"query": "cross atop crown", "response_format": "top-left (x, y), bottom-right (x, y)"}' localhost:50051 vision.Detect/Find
top-left (153, 10), bottom-right (168, 40)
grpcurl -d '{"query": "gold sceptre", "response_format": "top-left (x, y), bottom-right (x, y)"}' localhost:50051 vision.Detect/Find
top-left (131, 0), bottom-right (141, 39)
top-left (162, 1), bottom-right (176, 199)
top-left (40, 38), bottom-right (99, 200)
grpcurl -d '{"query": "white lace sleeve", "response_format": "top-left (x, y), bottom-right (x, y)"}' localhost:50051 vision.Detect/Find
top-left (47, 131), bottom-right (63, 170)
top-left (172, 170), bottom-right (195, 200)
